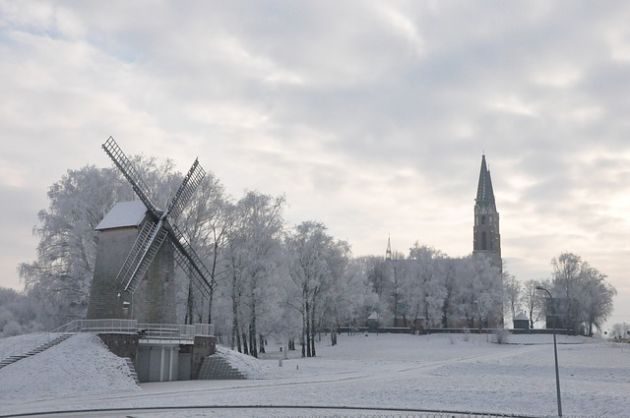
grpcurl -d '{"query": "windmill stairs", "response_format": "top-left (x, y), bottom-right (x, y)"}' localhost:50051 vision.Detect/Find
top-left (198, 354), bottom-right (246, 380)
top-left (0, 334), bottom-right (73, 370)
top-left (123, 357), bottom-right (140, 383)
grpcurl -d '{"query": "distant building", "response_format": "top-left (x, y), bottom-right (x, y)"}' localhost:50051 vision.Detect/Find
top-left (513, 312), bottom-right (529, 330)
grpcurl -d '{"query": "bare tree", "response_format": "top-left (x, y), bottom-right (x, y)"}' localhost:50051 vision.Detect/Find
top-left (502, 273), bottom-right (521, 322)
top-left (521, 279), bottom-right (544, 329)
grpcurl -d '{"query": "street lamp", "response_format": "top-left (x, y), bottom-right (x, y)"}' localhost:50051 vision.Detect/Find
top-left (536, 285), bottom-right (562, 417)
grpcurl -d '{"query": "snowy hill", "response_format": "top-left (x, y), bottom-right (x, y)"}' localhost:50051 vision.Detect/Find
top-left (0, 333), bottom-right (139, 406)
top-left (0, 332), bottom-right (61, 360)
top-left (215, 345), bottom-right (264, 379)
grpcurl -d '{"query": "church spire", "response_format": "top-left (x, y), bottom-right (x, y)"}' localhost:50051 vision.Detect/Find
top-left (476, 154), bottom-right (496, 210)
top-left (473, 154), bottom-right (502, 271)
top-left (386, 235), bottom-right (392, 261)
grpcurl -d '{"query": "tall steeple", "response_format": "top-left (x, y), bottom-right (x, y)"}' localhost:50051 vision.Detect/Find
top-left (473, 155), bottom-right (502, 271)
top-left (476, 155), bottom-right (496, 210)
top-left (385, 235), bottom-right (392, 261)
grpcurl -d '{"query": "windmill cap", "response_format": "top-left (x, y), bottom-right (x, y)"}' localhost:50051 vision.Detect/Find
top-left (96, 201), bottom-right (148, 231)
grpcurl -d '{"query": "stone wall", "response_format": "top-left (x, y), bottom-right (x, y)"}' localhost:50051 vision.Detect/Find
top-left (191, 336), bottom-right (216, 379)
top-left (87, 228), bottom-right (138, 319)
top-left (98, 333), bottom-right (139, 362)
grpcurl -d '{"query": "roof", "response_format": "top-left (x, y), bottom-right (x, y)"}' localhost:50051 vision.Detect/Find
top-left (95, 201), bottom-right (148, 231)
top-left (475, 155), bottom-right (496, 210)
top-left (514, 312), bottom-right (529, 321)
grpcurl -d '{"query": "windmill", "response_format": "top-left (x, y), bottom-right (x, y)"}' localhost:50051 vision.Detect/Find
top-left (87, 137), bottom-right (213, 323)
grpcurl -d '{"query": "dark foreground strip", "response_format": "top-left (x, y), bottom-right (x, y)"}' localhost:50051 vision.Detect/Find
top-left (0, 405), bottom-right (539, 418)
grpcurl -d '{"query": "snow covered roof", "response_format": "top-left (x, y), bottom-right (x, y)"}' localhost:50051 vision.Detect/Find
top-left (368, 311), bottom-right (379, 320)
top-left (514, 312), bottom-right (529, 321)
top-left (95, 201), bottom-right (148, 231)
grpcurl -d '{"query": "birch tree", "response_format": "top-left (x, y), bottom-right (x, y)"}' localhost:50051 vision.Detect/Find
top-left (225, 191), bottom-right (284, 356)
top-left (286, 221), bottom-right (348, 357)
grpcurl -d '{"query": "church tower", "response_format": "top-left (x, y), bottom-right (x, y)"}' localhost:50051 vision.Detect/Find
top-left (473, 155), bottom-right (502, 271)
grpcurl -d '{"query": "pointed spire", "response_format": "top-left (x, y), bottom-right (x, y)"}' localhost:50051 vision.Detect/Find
top-left (386, 235), bottom-right (392, 261)
top-left (476, 155), bottom-right (496, 209)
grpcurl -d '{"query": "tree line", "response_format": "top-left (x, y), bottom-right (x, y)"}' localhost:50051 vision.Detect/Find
top-left (2, 158), bottom-right (616, 346)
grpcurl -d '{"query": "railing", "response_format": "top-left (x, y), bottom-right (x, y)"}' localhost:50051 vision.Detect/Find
top-left (54, 319), bottom-right (138, 334)
top-left (195, 323), bottom-right (214, 337)
top-left (137, 323), bottom-right (194, 340)
top-left (51, 319), bottom-right (213, 340)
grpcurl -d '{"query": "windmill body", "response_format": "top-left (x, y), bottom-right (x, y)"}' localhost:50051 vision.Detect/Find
top-left (87, 201), bottom-right (176, 323)
top-left (86, 137), bottom-right (212, 326)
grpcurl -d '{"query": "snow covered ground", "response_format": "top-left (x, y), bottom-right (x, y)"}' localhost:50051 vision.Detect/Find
top-left (0, 333), bottom-right (139, 404)
top-left (1, 333), bottom-right (628, 417)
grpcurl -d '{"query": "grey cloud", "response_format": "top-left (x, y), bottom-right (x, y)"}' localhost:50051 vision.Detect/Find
top-left (1, 0), bottom-right (630, 325)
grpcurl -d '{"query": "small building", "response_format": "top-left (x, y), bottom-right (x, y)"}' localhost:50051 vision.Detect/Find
top-left (367, 311), bottom-right (379, 331)
top-left (513, 312), bottom-right (529, 330)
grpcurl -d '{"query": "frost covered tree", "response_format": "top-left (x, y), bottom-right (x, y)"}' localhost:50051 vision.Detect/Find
top-left (224, 191), bottom-right (284, 356)
top-left (406, 244), bottom-right (447, 328)
top-left (286, 221), bottom-right (349, 357)
top-left (338, 258), bottom-right (379, 330)
top-left (521, 279), bottom-right (544, 329)
top-left (550, 252), bottom-right (616, 335)
top-left (19, 165), bottom-right (134, 326)
top-left (385, 251), bottom-right (407, 326)
top-left (361, 256), bottom-right (390, 324)
top-left (578, 265), bottom-right (616, 336)
top-left (439, 258), bottom-right (457, 328)
top-left (177, 174), bottom-right (230, 325)
top-left (502, 273), bottom-right (521, 322)
top-left (452, 256), bottom-right (503, 328)
top-left (0, 288), bottom-right (42, 336)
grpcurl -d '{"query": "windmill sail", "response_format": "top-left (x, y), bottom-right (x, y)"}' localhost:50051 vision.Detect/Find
top-left (166, 158), bottom-right (206, 222)
top-left (98, 137), bottom-right (215, 321)
top-left (170, 224), bottom-right (213, 294)
top-left (102, 137), bottom-right (160, 217)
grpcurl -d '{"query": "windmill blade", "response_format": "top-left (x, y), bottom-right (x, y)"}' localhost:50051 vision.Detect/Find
top-left (166, 158), bottom-right (206, 222)
top-left (169, 224), bottom-right (212, 295)
top-left (116, 219), bottom-right (169, 293)
top-left (103, 137), bottom-right (160, 218)
top-left (173, 245), bottom-right (211, 298)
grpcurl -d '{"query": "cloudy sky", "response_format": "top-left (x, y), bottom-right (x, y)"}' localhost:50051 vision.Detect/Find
top-left (1, 1), bottom-right (629, 327)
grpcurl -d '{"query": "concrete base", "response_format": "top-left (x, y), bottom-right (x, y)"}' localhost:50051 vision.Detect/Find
top-left (136, 343), bottom-right (180, 382)
top-left (98, 332), bottom-right (216, 383)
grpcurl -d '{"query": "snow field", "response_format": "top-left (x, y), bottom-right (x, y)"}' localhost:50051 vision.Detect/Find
top-left (0, 333), bottom-right (628, 417)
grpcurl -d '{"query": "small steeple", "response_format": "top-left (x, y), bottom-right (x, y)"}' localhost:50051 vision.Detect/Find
top-left (386, 235), bottom-right (392, 261)
top-left (476, 154), bottom-right (496, 210)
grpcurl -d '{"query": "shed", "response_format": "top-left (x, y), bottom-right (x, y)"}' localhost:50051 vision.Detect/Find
top-left (513, 312), bottom-right (529, 330)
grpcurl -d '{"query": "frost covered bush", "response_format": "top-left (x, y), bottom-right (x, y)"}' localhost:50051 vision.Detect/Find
top-left (2, 320), bottom-right (23, 337)
top-left (462, 328), bottom-right (471, 342)
top-left (492, 329), bottom-right (510, 344)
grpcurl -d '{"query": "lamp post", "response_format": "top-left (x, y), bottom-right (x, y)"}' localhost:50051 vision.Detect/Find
top-left (537, 285), bottom-right (562, 417)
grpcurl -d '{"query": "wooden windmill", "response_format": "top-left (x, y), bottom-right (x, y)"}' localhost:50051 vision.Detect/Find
top-left (87, 137), bottom-right (212, 323)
